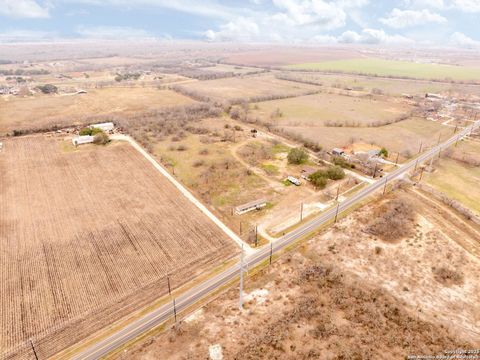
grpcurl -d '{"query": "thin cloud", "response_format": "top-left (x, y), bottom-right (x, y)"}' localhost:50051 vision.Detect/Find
top-left (76, 25), bottom-right (154, 39)
top-left (0, 0), bottom-right (50, 18)
top-left (380, 8), bottom-right (447, 28)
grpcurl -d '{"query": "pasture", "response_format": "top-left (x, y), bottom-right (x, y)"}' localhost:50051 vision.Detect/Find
top-left (0, 136), bottom-right (236, 359)
top-left (287, 58), bottom-right (480, 81)
top-left (173, 74), bottom-right (319, 102)
top-left (0, 87), bottom-right (194, 134)
top-left (250, 92), bottom-right (412, 127)
top-left (277, 71), bottom-right (480, 96)
top-left (426, 141), bottom-right (480, 215)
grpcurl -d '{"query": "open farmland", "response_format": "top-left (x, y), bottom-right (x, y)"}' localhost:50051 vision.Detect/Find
top-left (251, 92), bottom-right (412, 127)
top-left (426, 140), bottom-right (480, 216)
top-left (278, 71), bottom-right (480, 97)
top-left (173, 74), bottom-right (319, 103)
top-left (246, 92), bottom-right (447, 156)
top-left (0, 87), bottom-right (194, 134)
top-left (287, 58), bottom-right (480, 82)
top-left (0, 136), bottom-right (236, 359)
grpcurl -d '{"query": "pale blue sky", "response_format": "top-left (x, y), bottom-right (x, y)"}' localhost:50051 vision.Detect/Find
top-left (0, 0), bottom-right (479, 48)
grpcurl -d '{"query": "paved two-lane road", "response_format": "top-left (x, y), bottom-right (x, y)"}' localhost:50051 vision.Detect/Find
top-left (73, 121), bottom-right (479, 360)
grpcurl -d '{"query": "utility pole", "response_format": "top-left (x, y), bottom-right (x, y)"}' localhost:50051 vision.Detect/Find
top-left (414, 159), bottom-right (419, 172)
top-left (418, 141), bottom-right (423, 154)
top-left (239, 221), bottom-right (242, 235)
top-left (300, 202), bottom-right (304, 222)
top-left (173, 298), bottom-right (177, 323)
top-left (372, 162), bottom-right (378, 178)
top-left (335, 185), bottom-right (341, 201)
top-left (239, 245), bottom-right (244, 309)
top-left (255, 224), bottom-right (258, 247)
top-left (395, 152), bottom-right (400, 166)
top-left (167, 273), bottom-right (171, 296)
top-left (269, 242), bottom-right (273, 265)
top-left (453, 124), bottom-right (458, 134)
top-left (437, 133), bottom-right (442, 146)
top-left (334, 203), bottom-right (340, 223)
top-left (383, 176), bottom-right (388, 195)
top-left (30, 339), bottom-right (38, 360)
top-left (418, 166), bottom-right (425, 182)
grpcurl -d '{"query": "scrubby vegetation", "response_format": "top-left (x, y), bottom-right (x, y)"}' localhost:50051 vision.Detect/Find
top-left (287, 147), bottom-right (308, 165)
top-left (366, 197), bottom-right (415, 242)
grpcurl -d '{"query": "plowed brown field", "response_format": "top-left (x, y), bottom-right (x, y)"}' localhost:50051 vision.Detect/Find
top-left (0, 136), bottom-right (236, 359)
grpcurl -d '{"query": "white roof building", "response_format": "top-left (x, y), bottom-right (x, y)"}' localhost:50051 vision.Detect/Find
top-left (89, 122), bottom-right (114, 132)
top-left (72, 135), bottom-right (94, 146)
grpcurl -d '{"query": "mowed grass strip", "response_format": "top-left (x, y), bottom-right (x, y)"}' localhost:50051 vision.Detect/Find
top-left (287, 58), bottom-right (480, 81)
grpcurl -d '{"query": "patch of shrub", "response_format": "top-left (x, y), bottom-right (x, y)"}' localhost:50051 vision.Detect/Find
top-left (326, 166), bottom-right (345, 180)
top-left (366, 197), bottom-right (415, 242)
top-left (287, 147), bottom-right (308, 165)
top-left (36, 84), bottom-right (58, 94)
top-left (433, 267), bottom-right (464, 286)
top-left (93, 132), bottom-right (109, 145)
top-left (309, 171), bottom-right (328, 189)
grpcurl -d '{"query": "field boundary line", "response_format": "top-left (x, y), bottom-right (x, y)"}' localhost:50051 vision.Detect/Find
top-left (111, 134), bottom-right (253, 253)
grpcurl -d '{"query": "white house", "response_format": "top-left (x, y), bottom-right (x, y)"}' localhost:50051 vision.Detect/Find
top-left (89, 122), bottom-right (114, 132)
top-left (72, 135), bottom-right (94, 146)
top-left (235, 199), bottom-right (267, 215)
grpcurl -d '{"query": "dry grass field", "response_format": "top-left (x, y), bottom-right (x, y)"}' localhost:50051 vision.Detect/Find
top-left (0, 87), bottom-right (194, 134)
top-left (173, 74), bottom-right (318, 102)
top-left (251, 92), bottom-right (412, 127)
top-left (278, 71), bottom-right (480, 97)
top-left (223, 46), bottom-right (361, 67)
top-left (119, 191), bottom-right (479, 360)
top-left (0, 136), bottom-right (236, 359)
top-left (426, 140), bottom-right (480, 215)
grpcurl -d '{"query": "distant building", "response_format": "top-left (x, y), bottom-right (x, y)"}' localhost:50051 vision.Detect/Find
top-left (235, 199), bottom-right (267, 215)
top-left (89, 122), bottom-right (114, 132)
top-left (332, 148), bottom-right (345, 156)
top-left (425, 93), bottom-right (444, 100)
top-left (367, 149), bottom-right (380, 158)
top-left (72, 135), bottom-right (94, 146)
top-left (0, 142), bottom-right (3, 152)
top-left (287, 176), bottom-right (301, 186)
top-left (76, 89), bottom-right (87, 94)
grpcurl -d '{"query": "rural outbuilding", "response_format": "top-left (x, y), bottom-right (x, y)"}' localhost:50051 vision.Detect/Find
top-left (72, 135), bottom-right (94, 146)
top-left (332, 148), bottom-right (345, 156)
top-left (235, 199), bottom-right (267, 215)
top-left (90, 122), bottom-right (114, 132)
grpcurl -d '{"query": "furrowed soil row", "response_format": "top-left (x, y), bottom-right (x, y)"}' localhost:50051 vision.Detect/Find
top-left (0, 136), bottom-right (237, 359)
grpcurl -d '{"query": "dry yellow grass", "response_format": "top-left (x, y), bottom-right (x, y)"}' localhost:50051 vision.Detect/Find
top-left (0, 87), bottom-right (194, 133)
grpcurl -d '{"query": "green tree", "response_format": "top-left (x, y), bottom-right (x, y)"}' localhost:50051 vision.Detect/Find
top-left (326, 165), bottom-right (345, 180)
top-left (36, 84), bottom-right (58, 94)
top-left (309, 171), bottom-right (328, 189)
top-left (287, 147), bottom-right (308, 165)
top-left (79, 127), bottom-right (93, 136)
top-left (379, 147), bottom-right (389, 158)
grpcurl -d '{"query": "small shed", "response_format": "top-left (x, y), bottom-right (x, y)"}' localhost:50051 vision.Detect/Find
top-left (287, 176), bottom-right (301, 186)
top-left (90, 122), bottom-right (114, 132)
top-left (235, 199), bottom-right (267, 215)
top-left (72, 135), bottom-right (94, 146)
top-left (0, 142), bottom-right (3, 152)
top-left (332, 148), bottom-right (345, 156)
